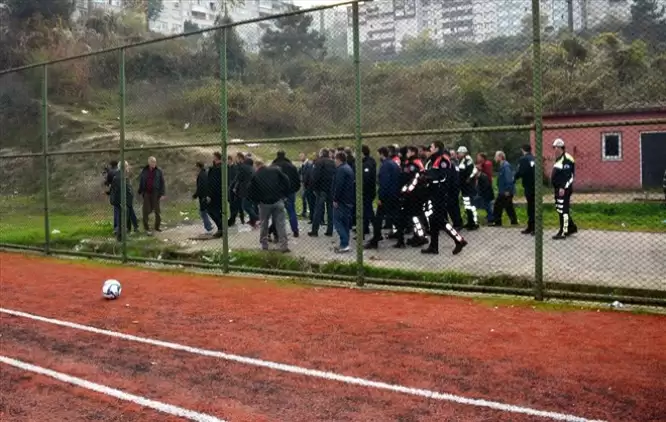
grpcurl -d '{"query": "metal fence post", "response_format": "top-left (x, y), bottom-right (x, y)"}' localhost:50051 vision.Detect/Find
top-left (119, 48), bottom-right (128, 262)
top-left (531, 0), bottom-right (545, 301)
top-left (352, 1), bottom-right (364, 287)
top-left (41, 64), bottom-right (51, 254)
top-left (220, 26), bottom-right (230, 274)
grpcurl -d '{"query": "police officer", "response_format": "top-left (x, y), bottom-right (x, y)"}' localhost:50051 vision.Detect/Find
top-left (456, 146), bottom-right (479, 230)
top-left (442, 148), bottom-right (463, 230)
top-left (422, 141), bottom-right (467, 255)
top-left (394, 146), bottom-right (428, 248)
top-left (515, 144), bottom-right (536, 234)
top-left (551, 138), bottom-right (578, 239)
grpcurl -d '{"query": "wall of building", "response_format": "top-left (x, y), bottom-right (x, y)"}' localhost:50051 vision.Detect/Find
top-left (532, 111), bottom-right (666, 190)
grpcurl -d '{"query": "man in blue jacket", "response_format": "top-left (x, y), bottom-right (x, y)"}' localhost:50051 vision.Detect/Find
top-left (492, 151), bottom-right (518, 226)
top-left (331, 151), bottom-right (355, 253)
top-left (364, 147), bottom-right (401, 249)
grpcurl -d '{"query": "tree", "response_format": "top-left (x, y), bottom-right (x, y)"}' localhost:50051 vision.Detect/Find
top-left (124, 0), bottom-right (164, 31)
top-left (4, 0), bottom-right (75, 25)
top-left (199, 15), bottom-right (247, 79)
top-left (260, 5), bottom-right (326, 62)
top-left (184, 20), bottom-right (200, 33)
top-left (625, 0), bottom-right (666, 49)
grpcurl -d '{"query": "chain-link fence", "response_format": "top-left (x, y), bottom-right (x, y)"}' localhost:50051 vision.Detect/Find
top-left (1, 0), bottom-right (665, 304)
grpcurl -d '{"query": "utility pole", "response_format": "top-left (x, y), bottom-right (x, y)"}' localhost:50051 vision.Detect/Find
top-left (579, 0), bottom-right (588, 32)
top-left (566, 0), bottom-right (574, 32)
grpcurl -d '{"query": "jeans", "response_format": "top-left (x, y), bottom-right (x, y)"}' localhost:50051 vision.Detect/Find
top-left (114, 205), bottom-right (138, 238)
top-left (473, 196), bottom-right (494, 223)
top-left (312, 190), bottom-right (333, 234)
top-left (301, 188), bottom-right (315, 217)
top-left (333, 203), bottom-right (352, 248)
top-left (199, 209), bottom-right (213, 231)
top-left (284, 193), bottom-right (299, 233)
top-left (259, 200), bottom-right (288, 250)
top-left (241, 197), bottom-right (258, 222)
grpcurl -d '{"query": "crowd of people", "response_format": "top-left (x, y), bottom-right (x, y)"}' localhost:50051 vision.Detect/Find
top-left (105, 138), bottom-right (581, 253)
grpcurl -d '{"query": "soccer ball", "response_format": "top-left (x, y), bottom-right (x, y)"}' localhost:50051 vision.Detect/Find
top-left (102, 279), bottom-right (122, 300)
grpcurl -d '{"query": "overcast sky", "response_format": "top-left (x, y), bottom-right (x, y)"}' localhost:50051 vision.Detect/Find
top-left (293, 0), bottom-right (347, 8)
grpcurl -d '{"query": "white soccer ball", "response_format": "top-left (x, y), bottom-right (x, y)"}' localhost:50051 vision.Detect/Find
top-left (102, 279), bottom-right (122, 300)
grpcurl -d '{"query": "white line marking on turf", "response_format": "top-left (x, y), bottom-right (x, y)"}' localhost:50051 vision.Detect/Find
top-left (1, 308), bottom-right (605, 422)
top-left (0, 355), bottom-right (226, 422)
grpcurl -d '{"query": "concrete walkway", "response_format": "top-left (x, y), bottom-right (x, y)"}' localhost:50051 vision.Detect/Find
top-left (155, 220), bottom-right (666, 291)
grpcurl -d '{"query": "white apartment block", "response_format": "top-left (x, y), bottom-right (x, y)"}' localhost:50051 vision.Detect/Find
top-left (346, 0), bottom-right (522, 55)
top-left (150, 0), bottom-right (294, 52)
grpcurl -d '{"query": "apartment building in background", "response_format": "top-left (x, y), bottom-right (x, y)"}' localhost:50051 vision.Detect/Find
top-left (345, 0), bottom-right (523, 55)
top-left (149, 0), bottom-right (293, 52)
top-left (341, 0), bottom-right (659, 56)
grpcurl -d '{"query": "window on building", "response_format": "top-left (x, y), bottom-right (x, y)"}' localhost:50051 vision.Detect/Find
top-left (602, 132), bottom-right (622, 161)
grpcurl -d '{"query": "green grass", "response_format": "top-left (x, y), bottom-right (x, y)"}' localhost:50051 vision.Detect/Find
top-left (1, 195), bottom-right (663, 251)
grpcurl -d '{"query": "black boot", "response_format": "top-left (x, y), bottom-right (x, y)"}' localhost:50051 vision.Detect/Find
top-left (421, 231), bottom-right (439, 254)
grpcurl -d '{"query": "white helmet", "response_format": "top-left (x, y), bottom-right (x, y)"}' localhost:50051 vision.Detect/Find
top-left (456, 146), bottom-right (468, 154)
top-left (552, 138), bottom-right (565, 148)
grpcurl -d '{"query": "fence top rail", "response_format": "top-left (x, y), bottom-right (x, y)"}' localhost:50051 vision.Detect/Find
top-left (0, 0), bottom-right (362, 76)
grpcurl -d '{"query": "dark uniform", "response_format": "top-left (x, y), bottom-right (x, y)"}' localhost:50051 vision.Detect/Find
top-left (394, 156), bottom-right (428, 248)
top-left (551, 151), bottom-right (578, 239)
top-left (458, 153), bottom-right (479, 229)
top-left (515, 152), bottom-right (536, 234)
top-left (421, 151), bottom-right (467, 255)
top-left (444, 150), bottom-right (463, 230)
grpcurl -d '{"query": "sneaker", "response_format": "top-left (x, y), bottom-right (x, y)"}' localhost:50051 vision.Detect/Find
top-left (334, 246), bottom-right (351, 253)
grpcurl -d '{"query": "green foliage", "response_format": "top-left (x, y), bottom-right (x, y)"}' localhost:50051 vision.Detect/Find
top-left (260, 6), bottom-right (326, 62)
top-left (124, 0), bottom-right (164, 24)
top-left (625, 0), bottom-right (666, 49)
top-left (4, 0), bottom-right (75, 25)
top-left (200, 15), bottom-right (248, 79)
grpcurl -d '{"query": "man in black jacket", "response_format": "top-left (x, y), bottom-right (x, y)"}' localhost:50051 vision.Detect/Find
top-left (299, 152), bottom-right (315, 220)
top-left (231, 152), bottom-right (258, 227)
top-left (514, 144), bottom-right (536, 234)
top-left (361, 145), bottom-right (377, 237)
top-left (109, 161), bottom-right (138, 241)
top-left (271, 151), bottom-right (301, 238)
top-left (309, 148), bottom-right (336, 237)
top-left (104, 160), bottom-right (119, 235)
top-left (138, 156), bottom-right (165, 234)
top-left (248, 160), bottom-right (291, 252)
top-left (206, 153), bottom-right (224, 237)
top-left (227, 155), bottom-right (244, 226)
top-left (192, 161), bottom-right (213, 235)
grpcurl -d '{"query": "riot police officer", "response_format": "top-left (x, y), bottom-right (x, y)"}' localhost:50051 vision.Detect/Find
top-left (422, 141), bottom-right (467, 255)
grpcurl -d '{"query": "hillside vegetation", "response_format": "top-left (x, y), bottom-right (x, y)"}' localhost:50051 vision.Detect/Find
top-left (1, 0), bottom-right (666, 200)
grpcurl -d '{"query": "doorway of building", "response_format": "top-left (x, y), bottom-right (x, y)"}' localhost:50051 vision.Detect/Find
top-left (640, 132), bottom-right (666, 188)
